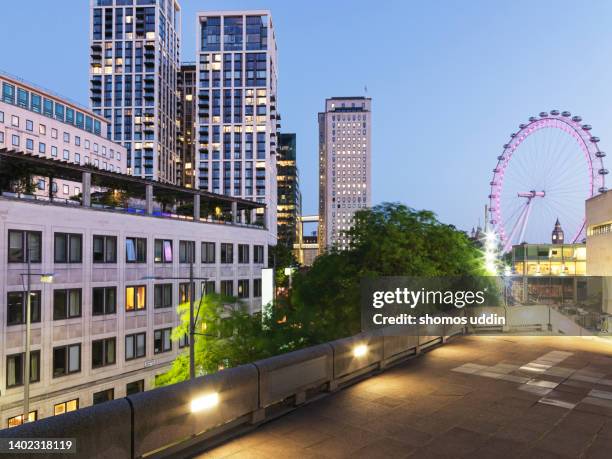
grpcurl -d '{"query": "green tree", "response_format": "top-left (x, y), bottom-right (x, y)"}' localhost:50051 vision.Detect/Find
top-left (289, 202), bottom-right (486, 342)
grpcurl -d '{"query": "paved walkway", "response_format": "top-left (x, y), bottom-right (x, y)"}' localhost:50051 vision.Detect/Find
top-left (196, 336), bottom-right (612, 458)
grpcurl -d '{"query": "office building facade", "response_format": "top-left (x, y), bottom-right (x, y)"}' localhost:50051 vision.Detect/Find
top-left (318, 97), bottom-right (371, 250)
top-left (89, 0), bottom-right (181, 183)
top-left (277, 133), bottom-right (300, 247)
top-left (0, 72), bottom-right (127, 197)
top-left (196, 11), bottom-right (279, 243)
top-left (0, 158), bottom-right (269, 428)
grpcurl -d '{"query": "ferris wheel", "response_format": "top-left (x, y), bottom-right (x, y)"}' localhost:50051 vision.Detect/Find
top-left (489, 110), bottom-right (607, 252)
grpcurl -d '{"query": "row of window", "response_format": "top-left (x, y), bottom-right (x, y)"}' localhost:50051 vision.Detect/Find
top-left (1, 82), bottom-right (103, 136)
top-left (7, 379), bottom-right (144, 428)
top-left (0, 110), bottom-right (119, 159)
top-left (6, 331), bottom-right (173, 390)
top-left (7, 230), bottom-right (265, 265)
top-left (6, 278), bottom-right (262, 325)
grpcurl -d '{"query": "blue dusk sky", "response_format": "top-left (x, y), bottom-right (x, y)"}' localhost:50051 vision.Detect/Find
top-left (2, 0), bottom-right (612, 232)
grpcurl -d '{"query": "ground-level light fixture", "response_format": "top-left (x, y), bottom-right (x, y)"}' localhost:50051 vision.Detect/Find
top-left (191, 392), bottom-right (220, 413)
top-left (353, 344), bottom-right (368, 358)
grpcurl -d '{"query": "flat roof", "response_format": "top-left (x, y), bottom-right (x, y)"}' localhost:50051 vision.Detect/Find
top-left (0, 148), bottom-right (264, 211)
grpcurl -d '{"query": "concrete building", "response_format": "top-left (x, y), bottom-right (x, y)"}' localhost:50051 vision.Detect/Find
top-left (89, 0), bottom-right (181, 183)
top-left (318, 97), bottom-right (371, 251)
top-left (177, 63), bottom-right (196, 188)
top-left (586, 190), bottom-right (612, 276)
top-left (0, 151), bottom-right (268, 428)
top-left (511, 243), bottom-right (586, 276)
top-left (0, 72), bottom-right (127, 197)
top-left (277, 133), bottom-right (300, 247)
top-left (293, 215), bottom-right (319, 266)
top-left (196, 11), bottom-right (279, 244)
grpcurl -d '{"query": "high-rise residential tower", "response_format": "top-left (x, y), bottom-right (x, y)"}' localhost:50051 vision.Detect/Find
top-left (277, 133), bottom-right (301, 247)
top-left (318, 97), bottom-right (372, 251)
top-left (89, 0), bottom-right (181, 183)
top-left (177, 63), bottom-right (196, 188)
top-left (196, 11), bottom-right (279, 242)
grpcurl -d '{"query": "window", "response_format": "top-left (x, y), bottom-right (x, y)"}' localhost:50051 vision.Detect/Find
top-left (53, 344), bottom-right (81, 377)
top-left (154, 328), bottom-right (172, 354)
top-left (125, 332), bottom-right (146, 360)
top-left (11, 134), bottom-right (19, 146)
top-left (254, 245), bottom-right (264, 264)
top-left (0, 110), bottom-right (3, 122)
top-left (54, 399), bottom-right (78, 416)
top-left (39, 142), bottom-right (45, 153)
top-left (63, 150), bottom-right (70, 160)
top-left (202, 280), bottom-right (215, 295)
top-left (6, 351), bottom-right (40, 387)
top-left (8, 230), bottom-right (42, 263)
top-left (92, 287), bottom-right (116, 315)
top-left (0, 131), bottom-right (3, 144)
top-left (201, 242), bottom-right (215, 263)
top-left (7, 291), bottom-right (41, 325)
top-left (126, 380), bottom-right (144, 395)
top-left (154, 239), bottom-right (172, 263)
top-left (11, 115), bottom-right (19, 127)
top-left (51, 146), bottom-right (57, 157)
top-left (51, 128), bottom-right (58, 139)
top-left (93, 235), bottom-right (117, 263)
top-left (93, 388), bottom-right (114, 405)
top-left (26, 138), bottom-right (33, 150)
top-left (53, 289), bottom-right (82, 319)
top-left (63, 132), bottom-right (70, 143)
top-left (179, 240), bottom-right (195, 263)
top-left (39, 124), bottom-right (46, 135)
top-left (75, 136), bottom-right (81, 146)
top-left (92, 338), bottom-right (116, 368)
top-left (221, 280), bottom-right (233, 296)
top-left (220, 243), bottom-right (234, 264)
top-left (126, 285), bottom-right (146, 311)
top-left (179, 282), bottom-right (195, 303)
top-left (253, 278), bottom-right (262, 297)
top-left (154, 284), bottom-right (172, 309)
top-left (126, 237), bottom-right (146, 263)
top-left (26, 119), bottom-right (33, 131)
top-left (7, 412), bottom-right (36, 428)
top-left (62, 184), bottom-right (69, 195)
top-left (178, 333), bottom-right (189, 348)
top-left (238, 244), bottom-right (250, 264)
top-left (54, 233), bottom-right (82, 263)
top-left (238, 279), bottom-right (250, 298)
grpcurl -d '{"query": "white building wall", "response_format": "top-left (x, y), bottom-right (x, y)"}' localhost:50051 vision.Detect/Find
top-left (0, 197), bottom-right (267, 427)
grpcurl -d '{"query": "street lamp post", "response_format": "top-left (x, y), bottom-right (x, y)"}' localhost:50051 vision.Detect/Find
top-left (20, 248), bottom-right (53, 424)
top-left (142, 260), bottom-right (206, 380)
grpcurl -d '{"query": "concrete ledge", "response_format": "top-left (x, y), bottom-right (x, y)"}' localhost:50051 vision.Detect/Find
top-left (254, 344), bottom-right (333, 407)
top-left (129, 363), bottom-right (258, 458)
top-left (0, 398), bottom-right (132, 459)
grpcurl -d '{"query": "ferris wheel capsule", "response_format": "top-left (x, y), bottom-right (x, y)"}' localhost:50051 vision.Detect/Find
top-left (599, 187), bottom-right (608, 193)
top-left (539, 112), bottom-right (548, 117)
top-left (572, 115), bottom-right (582, 122)
top-left (582, 124), bottom-right (592, 131)
top-left (529, 116), bottom-right (537, 122)
top-left (561, 111), bottom-right (571, 117)
top-left (519, 123), bottom-right (527, 129)
top-left (591, 137), bottom-right (600, 143)
top-left (599, 168), bottom-right (608, 174)
top-left (550, 110), bottom-right (560, 116)
top-left (596, 151), bottom-right (606, 158)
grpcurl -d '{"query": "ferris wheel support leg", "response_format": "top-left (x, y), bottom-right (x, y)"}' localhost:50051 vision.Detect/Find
top-left (517, 200), bottom-right (534, 245)
top-left (502, 202), bottom-right (529, 252)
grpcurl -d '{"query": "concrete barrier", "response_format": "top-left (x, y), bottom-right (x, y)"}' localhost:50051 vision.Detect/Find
top-left (329, 332), bottom-right (384, 379)
top-left (254, 344), bottom-right (333, 407)
top-left (0, 398), bottom-right (132, 459)
top-left (0, 325), bottom-right (452, 458)
top-left (129, 364), bottom-right (258, 458)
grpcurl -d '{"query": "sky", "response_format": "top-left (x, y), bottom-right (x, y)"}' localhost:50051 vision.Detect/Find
top-left (2, 0), bottom-right (612, 232)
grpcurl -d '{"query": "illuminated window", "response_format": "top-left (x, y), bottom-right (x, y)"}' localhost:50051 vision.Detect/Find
top-left (126, 285), bottom-right (146, 311)
top-left (54, 399), bottom-right (78, 416)
top-left (7, 411), bottom-right (36, 428)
